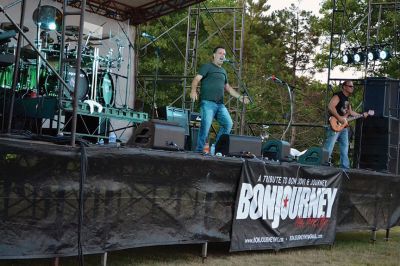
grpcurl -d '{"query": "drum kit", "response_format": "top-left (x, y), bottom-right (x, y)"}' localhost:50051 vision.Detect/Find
top-left (0, 5), bottom-right (124, 107)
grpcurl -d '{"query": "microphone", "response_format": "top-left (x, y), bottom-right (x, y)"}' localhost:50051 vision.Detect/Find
top-left (271, 75), bottom-right (284, 84)
top-left (221, 57), bottom-right (234, 63)
top-left (141, 32), bottom-right (156, 40)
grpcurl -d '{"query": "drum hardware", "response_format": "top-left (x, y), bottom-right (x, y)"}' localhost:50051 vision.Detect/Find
top-left (90, 47), bottom-right (100, 101)
top-left (40, 30), bottom-right (54, 49)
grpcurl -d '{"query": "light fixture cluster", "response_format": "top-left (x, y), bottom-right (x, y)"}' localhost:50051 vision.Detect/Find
top-left (342, 46), bottom-right (392, 64)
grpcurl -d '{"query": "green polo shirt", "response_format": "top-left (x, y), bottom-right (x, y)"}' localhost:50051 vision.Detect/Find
top-left (198, 62), bottom-right (228, 103)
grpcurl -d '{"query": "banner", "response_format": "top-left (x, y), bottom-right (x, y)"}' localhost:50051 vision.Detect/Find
top-left (230, 160), bottom-right (343, 251)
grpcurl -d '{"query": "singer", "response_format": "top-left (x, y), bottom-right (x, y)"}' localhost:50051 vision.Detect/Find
top-left (190, 46), bottom-right (250, 153)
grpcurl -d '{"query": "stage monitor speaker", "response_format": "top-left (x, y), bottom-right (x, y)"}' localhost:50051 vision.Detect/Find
top-left (158, 106), bottom-right (189, 135)
top-left (353, 117), bottom-right (399, 174)
top-left (215, 134), bottom-right (262, 157)
top-left (128, 119), bottom-right (185, 151)
top-left (363, 78), bottom-right (400, 118)
top-left (262, 140), bottom-right (291, 161)
top-left (298, 147), bottom-right (329, 166)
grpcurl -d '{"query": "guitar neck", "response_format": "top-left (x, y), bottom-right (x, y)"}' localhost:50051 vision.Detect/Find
top-left (346, 114), bottom-right (363, 122)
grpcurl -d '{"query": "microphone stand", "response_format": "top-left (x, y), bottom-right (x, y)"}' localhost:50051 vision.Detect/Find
top-left (116, 19), bottom-right (134, 109)
top-left (264, 75), bottom-right (294, 141)
top-left (224, 61), bottom-right (253, 135)
top-left (151, 46), bottom-right (160, 119)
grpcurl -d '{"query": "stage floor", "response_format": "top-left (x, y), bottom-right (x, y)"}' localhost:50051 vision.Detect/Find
top-left (0, 135), bottom-right (399, 258)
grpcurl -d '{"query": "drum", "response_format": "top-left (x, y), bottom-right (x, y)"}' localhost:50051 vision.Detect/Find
top-left (42, 43), bottom-right (61, 70)
top-left (81, 46), bottom-right (95, 67)
top-left (98, 72), bottom-right (114, 106)
top-left (0, 66), bottom-right (13, 89)
top-left (20, 64), bottom-right (46, 91)
top-left (44, 67), bottom-right (89, 100)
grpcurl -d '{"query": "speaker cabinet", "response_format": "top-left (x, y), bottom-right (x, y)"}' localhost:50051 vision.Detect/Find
top-left (298, 147), bottom-right (329, 166)
top-left (158, 106), bottom-right (189, 135)
top-left (262, 140), bottom-right (291, 161)
top-left (215, 134), bottom-right (262, 157)
top-left (363, 78), bottom-right (400, 118)
top-left (128, 119), bottom-right (185, 150)
top-left (353, 117), bottom-right (399, 174)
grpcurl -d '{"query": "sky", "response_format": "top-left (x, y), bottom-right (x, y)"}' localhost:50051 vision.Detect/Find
top-left (268, 0), bottom-right (322, 15)
top-left (266, 0), bottom-right (360, 82)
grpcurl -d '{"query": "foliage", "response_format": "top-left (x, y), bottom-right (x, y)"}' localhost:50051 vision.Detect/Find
top-left (135, 0), bottom-right (399, 153)
top-left (316, 0), bottom-right (400, 78)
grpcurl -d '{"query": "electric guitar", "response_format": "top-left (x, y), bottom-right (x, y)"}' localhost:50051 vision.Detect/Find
top-left (329, 110), bottom-right (374, 132)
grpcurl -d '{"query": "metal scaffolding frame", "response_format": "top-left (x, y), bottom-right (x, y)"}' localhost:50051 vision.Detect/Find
top-left (326, 0), bottom-right (400, 174)
top-left (138, 2), bottom-right (247, 134)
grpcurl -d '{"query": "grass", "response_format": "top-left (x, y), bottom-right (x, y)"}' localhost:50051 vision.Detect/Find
top-left (1, 228), bottom-right (399, 266)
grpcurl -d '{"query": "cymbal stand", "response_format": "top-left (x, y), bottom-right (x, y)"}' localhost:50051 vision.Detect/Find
top-left (35, 22), bottom-right (42, 95)
top-left (90, 47), bottom-right (99, 101)
top-left (116, 19), bottom-right (134, 109)
top-left (113, 42), bottom-right (124, 106)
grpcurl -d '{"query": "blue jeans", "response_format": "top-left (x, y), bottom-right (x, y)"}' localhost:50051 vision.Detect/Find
top-left (323, 127), bottom-right (350, 169)
top-left (196, 100), bottom-right (233, 152)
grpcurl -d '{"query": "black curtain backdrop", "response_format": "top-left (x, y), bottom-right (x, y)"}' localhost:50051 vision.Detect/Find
top-left (0, 137), bottom-right (399, 259)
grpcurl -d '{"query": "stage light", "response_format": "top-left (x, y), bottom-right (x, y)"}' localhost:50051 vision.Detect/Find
top-left (367, 50), bottom-right (380, 61)
top-left (48, 22), bottom-right (57, 31)
top-left (354, 51), bottom-right (365, 63)
top-left (342, 52), bottom-right (353, 64)
top-left (379, 49), bottom-right (392, 60)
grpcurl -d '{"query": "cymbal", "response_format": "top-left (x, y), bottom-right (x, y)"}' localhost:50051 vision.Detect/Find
top-left (20, 45), bottom-right (36, 60)
top-left (85, 31), bottom-right (117, 41)
top-left (65, 37), bottom-right (77, 42)
top-left (87, 41), bottom-right (102, 46)
top-left (0, 22), bottom-right (29, 32)
top-left (65, 25), bottom-right (79, 36)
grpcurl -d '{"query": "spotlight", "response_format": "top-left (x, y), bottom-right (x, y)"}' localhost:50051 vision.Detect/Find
top-left (354, 51), bottom-right (365, 63)
top-left (367, 50), bottom-right (379, 61)
top-left (342, 52), bottom-right (353, 64)
top-left (48, 22), bottom-right (57, 31)
top-left (379, 49), bottom-right (392, 60)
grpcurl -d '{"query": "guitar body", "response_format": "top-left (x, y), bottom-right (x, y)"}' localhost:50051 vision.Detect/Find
top-left (329, 116), bottom-right (347, 132)
top-left (329, 110), bottom-right (374, 132)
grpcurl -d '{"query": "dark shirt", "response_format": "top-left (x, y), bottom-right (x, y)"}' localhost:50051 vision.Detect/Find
top-left (332, 91), bottom-right (349, 116)
top-left (198, 62), bottom-right (228, 103)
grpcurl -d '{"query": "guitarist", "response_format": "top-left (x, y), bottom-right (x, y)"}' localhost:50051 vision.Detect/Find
top-left (323, 81), bottom-right (369, 169)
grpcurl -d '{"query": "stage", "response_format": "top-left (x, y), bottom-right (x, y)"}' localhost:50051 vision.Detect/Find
top-left (0, 135), bottom-right (399, 259)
